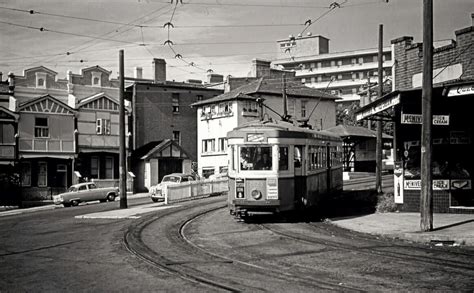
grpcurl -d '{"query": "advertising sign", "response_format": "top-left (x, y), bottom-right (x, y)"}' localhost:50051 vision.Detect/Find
top-left (401, 113), bottom-right (449, 125)
top-left (404, 179), bottom-right (450, 190)
top-left (447, 84), bottom-right (474, 97)
top-left (394, 161), bottom-right (403, 203)
top-left (356, 94), bottom-right (400, 121)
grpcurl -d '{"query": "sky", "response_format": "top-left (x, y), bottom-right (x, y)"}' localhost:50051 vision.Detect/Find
top-left (0, 0), bottom-right (473, 83)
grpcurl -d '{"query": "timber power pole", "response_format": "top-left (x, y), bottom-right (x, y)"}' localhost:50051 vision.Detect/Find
top-left (119, 50), bottom-right (128, 209)
top-left (375, 24), bottom-right (383, 194)
top-left (282, 73), bottom-right (288, 120)
top-left (420, 0), bottom-right (433, 231)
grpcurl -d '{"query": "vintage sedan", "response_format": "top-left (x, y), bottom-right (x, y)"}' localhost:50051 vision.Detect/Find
top-left (149, 173), bottom-right (195, 202)
top-left (53, 182), bottom-right (119, 207)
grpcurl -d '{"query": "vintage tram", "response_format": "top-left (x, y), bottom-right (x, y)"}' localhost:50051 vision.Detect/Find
top-left (227, 120), bottom-right (343, 218)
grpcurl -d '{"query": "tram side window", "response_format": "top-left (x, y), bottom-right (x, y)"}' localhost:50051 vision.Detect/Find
top-left (294, 145), bottom-right (302, 168)
top-left (240, 146), bottom-right (272, 171)
top-left (279, 147), bottom-right (289, 170)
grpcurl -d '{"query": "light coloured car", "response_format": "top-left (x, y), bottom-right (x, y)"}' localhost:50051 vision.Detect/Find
top-left (53, 182), bottom-right (119, 207)
top-left (149, 173), bottom-right (195, 202)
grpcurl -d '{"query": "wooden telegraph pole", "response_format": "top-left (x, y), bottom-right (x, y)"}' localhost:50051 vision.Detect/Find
top-left (282, 73), bottom-right (288, 120)
top-left (420, 0), bottom-right (433, 231)
top-left (375, 24), bottom-right (383, 194)
top-left (119, 50), bottom-right (128, 209)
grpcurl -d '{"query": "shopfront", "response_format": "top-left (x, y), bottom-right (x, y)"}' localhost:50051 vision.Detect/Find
top-left (355, 80), bottom-right (473, 213)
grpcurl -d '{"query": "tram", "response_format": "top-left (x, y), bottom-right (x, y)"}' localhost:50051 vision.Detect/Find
top-left (227, 120), bottom-right (343, 218)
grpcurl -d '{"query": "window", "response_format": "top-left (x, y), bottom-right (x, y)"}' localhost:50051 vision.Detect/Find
top-left (96, 119), bottom-right (111, 135)
top-left (0, 124), bottom-right (14, 144)
top-left (172, 93), bottom-right (180, 113)
top-left (301, 78), bottom-right (306, 84)
top-left (34, 117), bottom-right (49, 138)
top-left (358, 57), bottom-right (364, 64)
top-left (38, 162), bottom-right (47, 187)
top-left (91, 156), bottom-right (99, 179)
top-left (218, 102), bottom-right (232, 114)
top-left (240, 146), bottom-right (272, 171)
top-left (91, 72), bottom-right (102, 87)
top-left (202, 168), bottom-right (215, 179)
top-left (301, 100), bottom-right (307, 118)
top-left (88, 183), bottom-right (97, 189)
top-left (173, 131), bottom-right (181, 144)
top-left (105, 156), bottom-right (113, 179)
top-left (93, 77), bottom-right (100, 85)
top-left (21, 162), bottom-right (31, 186)
top-left (202, 139), bottom-right (215, 153)
top-left (310, 77), bottom-right (316, 83)
top-left (35, 72), bottom-right (47, 88)
top-left (279, 147), bottom-right (289, 170)
top-left (218, 138), bottom-right (227, 152)
top-left (78, 185), bottom-right (87, 191)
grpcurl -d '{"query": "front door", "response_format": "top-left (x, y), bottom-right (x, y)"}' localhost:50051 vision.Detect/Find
top-left (158, 158), bottom-right (182, 183)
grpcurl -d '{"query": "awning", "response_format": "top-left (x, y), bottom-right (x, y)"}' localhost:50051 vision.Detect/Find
top-left (355, 92), bottom-right (400, 121)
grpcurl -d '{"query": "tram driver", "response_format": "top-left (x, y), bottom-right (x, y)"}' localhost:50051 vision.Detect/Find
top-left (255, 152), bottom-right (272, 170)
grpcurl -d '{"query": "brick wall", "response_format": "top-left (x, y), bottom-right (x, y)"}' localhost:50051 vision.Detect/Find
top-left (392, 26), bottom-right (474, 90)
top-left (134, 83), bottom-right (223, 161)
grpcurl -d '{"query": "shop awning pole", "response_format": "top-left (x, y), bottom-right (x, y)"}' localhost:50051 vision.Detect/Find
top-left (375, 24), bottom-right (383, 194)
top-left (420, 0), bottom-right (433, 231)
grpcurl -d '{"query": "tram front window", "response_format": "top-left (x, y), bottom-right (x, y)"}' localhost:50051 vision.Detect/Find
top-left (240, 146), bottom-right (272, 170)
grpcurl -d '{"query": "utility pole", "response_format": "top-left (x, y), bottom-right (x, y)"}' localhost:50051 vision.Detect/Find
top-left (375, 24), bottom-right (383, 194)
top-left (420, 0), bottom-right (433, 231)
top-left (282, 73), bottom-right (288, 120)
top-left (119, 50), bottom-right (128, 209)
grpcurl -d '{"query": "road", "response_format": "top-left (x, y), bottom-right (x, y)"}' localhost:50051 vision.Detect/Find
top-left (1, 193), bottom-right (473, 292)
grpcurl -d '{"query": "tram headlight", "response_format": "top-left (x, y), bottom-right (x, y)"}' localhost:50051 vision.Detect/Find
top-left (251, 189), bottom-right (262, 200)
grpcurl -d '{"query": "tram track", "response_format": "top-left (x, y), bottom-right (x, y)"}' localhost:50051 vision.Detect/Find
top-left (123, 198), bottom-right (364, 292)
top-left (258, 221), bottom-right (474, 274)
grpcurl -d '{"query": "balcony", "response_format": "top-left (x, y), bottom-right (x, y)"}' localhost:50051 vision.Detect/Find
top-left (295, 60), bottom-right (394, 77)
top-left (19, 138), bottom-right (74, 152)
top-left (0, 144), bottom-right (15, 159)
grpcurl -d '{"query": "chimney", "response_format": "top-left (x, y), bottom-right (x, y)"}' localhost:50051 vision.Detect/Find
top-left (152, 58), bottom-right (166, 82)
top-left (207, 73), bottom-right (224, 84)
top-left (251, 59), bottom-right (271, 78)
top-left (134, 67), bottom-right (143, 79)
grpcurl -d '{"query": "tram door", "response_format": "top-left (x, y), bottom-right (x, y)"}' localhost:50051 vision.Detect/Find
top-left (294, 145), bottom-right (306, 206)
top-left (326, 143), bottom-right (331, 193)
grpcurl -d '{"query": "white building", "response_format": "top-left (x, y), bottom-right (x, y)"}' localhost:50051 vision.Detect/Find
top-left (192, 76), bottom-right (339, 178)
top-left (273, 34), bottom-right (394, 106)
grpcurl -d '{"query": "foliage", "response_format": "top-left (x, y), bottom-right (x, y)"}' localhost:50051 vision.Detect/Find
top-left (376, 192), bottom-right (398, 213)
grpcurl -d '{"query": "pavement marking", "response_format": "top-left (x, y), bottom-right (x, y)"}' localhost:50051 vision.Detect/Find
top-left (75, 203), bottom-right (181, 219)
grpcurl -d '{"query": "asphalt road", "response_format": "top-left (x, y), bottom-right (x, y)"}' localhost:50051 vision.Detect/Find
top-left (1, 194), bottom-right (473, 292)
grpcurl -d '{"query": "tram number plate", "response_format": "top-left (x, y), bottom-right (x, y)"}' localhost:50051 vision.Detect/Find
top-left (236, 178), bottom-right (245, 198)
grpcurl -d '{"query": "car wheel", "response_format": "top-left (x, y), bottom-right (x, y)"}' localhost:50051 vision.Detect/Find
top-left (99, 199), bottom-right (106, 203)
top-left (71, 200), bottom-right (79, 207)
top-left (152, 198), bottom-right (159, 202)
top-left (63, 203), bottom-right (71, 207)
top-left (107, 194), bottom-right (116, 202)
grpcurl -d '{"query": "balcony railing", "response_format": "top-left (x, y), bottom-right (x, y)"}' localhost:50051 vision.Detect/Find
top-left (19, 138), bottom-right (74, 152)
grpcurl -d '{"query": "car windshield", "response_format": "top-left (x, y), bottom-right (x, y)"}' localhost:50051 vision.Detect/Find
top-left (68, 186), bottom-right (77, 192)
top-left (162, 176), bottom-right (180, 183)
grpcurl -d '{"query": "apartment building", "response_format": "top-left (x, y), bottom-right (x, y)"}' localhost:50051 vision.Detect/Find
top-left (273, 33), bottom-right (393, 106)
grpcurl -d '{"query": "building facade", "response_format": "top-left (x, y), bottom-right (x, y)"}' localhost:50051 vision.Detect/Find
top-left (273, 34), bottom-right (393, 105)
top-left (126, 59), bottom-right (223, 191)
top-left (193, 75), bottom-right (339, 178)
top-left (356, 15), bottom-right (474, 213)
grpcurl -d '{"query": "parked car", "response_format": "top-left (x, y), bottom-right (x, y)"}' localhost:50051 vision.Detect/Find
top-left (149, 173), bottom-right (195, 202)
top-left (53, 182), bottom-right (119, 207)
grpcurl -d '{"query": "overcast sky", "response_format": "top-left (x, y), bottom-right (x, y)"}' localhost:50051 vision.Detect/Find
top-left (0, 0), bottom-right (473, 82)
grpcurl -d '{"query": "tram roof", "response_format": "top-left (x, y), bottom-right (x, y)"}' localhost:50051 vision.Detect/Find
top-left (228, 119), bottom-right (341, 141)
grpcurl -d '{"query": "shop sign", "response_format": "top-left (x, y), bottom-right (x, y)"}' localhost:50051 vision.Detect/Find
top-left (394, 161), bottom-right (404, 203)
top-left (447, 84), bottom-right (474, 97)
top-left (404, 179), bottom-right (450, 190)
top-left (356, 94), bottom-right (400, 121)
top-left (401, 113), bottom-right (449, 125)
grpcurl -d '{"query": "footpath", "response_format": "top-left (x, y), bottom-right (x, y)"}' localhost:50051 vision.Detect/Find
top-left (1, 192), bottom-right (473, 247)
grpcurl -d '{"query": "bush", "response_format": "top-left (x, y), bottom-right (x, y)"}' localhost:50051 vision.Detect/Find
top-left (376, 192), bottom-right (398, 213)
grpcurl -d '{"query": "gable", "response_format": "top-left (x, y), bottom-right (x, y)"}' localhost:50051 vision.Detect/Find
top-left (81, 66), bottom-right (111, 76)
top-left (20, 96), bottom-right (74, 115)
top-left (79, 95), bottom-right (119, 111)
top-left (0, 106), bottom-right (18, 121)
top-left (23, 66), bottom-right (57, 77)
top-left (141, 139), bottom-right (190, 160)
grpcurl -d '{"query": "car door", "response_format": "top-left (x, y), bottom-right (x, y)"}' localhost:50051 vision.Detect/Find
top-left (87, 183), bottom-right (101, 201)
top-left (77, 184), bottom-right (89, 201)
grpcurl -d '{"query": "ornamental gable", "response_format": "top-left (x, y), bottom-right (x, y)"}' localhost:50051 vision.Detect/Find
top-left (19, 95), bottom-right (74, 115)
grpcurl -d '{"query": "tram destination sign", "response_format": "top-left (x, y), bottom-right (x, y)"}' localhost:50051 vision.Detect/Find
top-left (401, 113), bottom-right (450, 125)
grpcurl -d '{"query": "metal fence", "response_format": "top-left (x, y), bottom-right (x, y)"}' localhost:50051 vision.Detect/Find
top-left (165, 178), bottom-right (229, 204)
